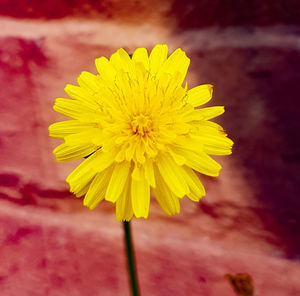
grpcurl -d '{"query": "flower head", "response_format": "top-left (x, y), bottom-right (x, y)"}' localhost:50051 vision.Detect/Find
top-left (49, 44), bottom-right (233, 221)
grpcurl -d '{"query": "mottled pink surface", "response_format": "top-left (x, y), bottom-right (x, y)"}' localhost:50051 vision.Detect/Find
top-left (1, 1), bottom-right (300, 295)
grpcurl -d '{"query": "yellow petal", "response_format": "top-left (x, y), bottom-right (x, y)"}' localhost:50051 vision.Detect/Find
top-left (168, 148), bottom-right (186, 166)
top-left (105, 162), bottom-right (131, 202)
top-left (187, 84), bottom-right (213, 107)
top-left (196, 120), bottom-right (225, 131)
top-left (53, 98), bottom-right (95, 119)
top-left (48, 120), bottom-right (93, 139)
top-left (53, 143), bottom-right (94, 162)
top-left (156, 154), bottom-right (190, 198)
top-left (195, 106), bottom-right (225, 120)
top-left (153, 166), bottom-right (180, 215)
top-left (203, 145), bottom-right (232, 156)
top-left (95, 56), bottom-right (117, 83)
top-left (114, 69), bottom-right (133, 102)
top-left (74, 181), bottom-right (92, 198)
top-left (110, 48), bottom-right (132, 73)
top-left (191, 133), bottom-right (233, 156)
top-left (77, 71), bottom-right (101, 92)
top-left (183, 106), bottom-right (225, 122)
top-left (64, 128), bottom-right (101, 146)
top-left (131, 163), bottom-right (143, 181)
top-left (195, 121), bottom-right (228, 134)
top-left (144, 159), bottom-right (156, 188)
top-left (83, 166), bottom-right (113, 209)
top-left (131, 172), bottom-right (150, 218)
top-left (158, 71), bottom-right (185, 101)
top-left (64, 84), bottom-right (99, 108)
top-left (94, 150), bottom-right (117, 173)
top-left (182, 166), bottom-right (206, 201)
top-left (66, 152), bottom-right (99, 194)
top-left (180, 149), bottom-right (222, 177)
top-left (157, 48), bottom-right (190, 84)
top-left (116, 177), bottom-right (133, 221)
top-left (149, 44), bottom-right (168, 76)
top-left (132, 47), bottom-right (149, 71)
top-left (66, 150), bottom-right (115, 190)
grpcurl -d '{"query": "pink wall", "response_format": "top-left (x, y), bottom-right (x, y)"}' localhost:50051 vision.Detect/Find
top-left (0, 1), bottom-right (300, 295)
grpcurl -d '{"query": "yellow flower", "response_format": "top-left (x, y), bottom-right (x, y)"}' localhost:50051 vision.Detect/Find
top-left (49, 44), bottom-right (233, 221)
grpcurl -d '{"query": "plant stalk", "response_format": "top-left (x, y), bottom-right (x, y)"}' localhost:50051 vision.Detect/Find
top-left (123, 221), bottom-right (140, 296)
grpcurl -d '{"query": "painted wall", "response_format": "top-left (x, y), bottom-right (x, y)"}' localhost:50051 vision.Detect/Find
top-left (0, 1), bottom-right (299, 295)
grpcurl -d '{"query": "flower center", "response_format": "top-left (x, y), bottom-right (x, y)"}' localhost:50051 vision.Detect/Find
top-left (131, 114), bottom-right (152, 136)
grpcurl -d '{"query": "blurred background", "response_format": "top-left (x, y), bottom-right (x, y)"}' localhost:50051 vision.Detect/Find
top-left (0, 1), bottom-right (300, 295)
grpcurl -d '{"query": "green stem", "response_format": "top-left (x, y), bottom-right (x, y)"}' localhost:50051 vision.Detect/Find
top-left (123, 221), bottom-right (140, 296)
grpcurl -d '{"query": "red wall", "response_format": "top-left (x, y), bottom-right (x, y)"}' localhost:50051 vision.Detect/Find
top-left (0, 1), bottom-right (300, 295)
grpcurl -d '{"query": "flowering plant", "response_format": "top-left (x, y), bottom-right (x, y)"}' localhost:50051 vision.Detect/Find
top-left (49, 44), bottom-right (233, 295)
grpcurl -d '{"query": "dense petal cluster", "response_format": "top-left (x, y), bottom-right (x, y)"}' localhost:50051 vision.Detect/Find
top-left (49, 44), bottom-right (233, 221)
